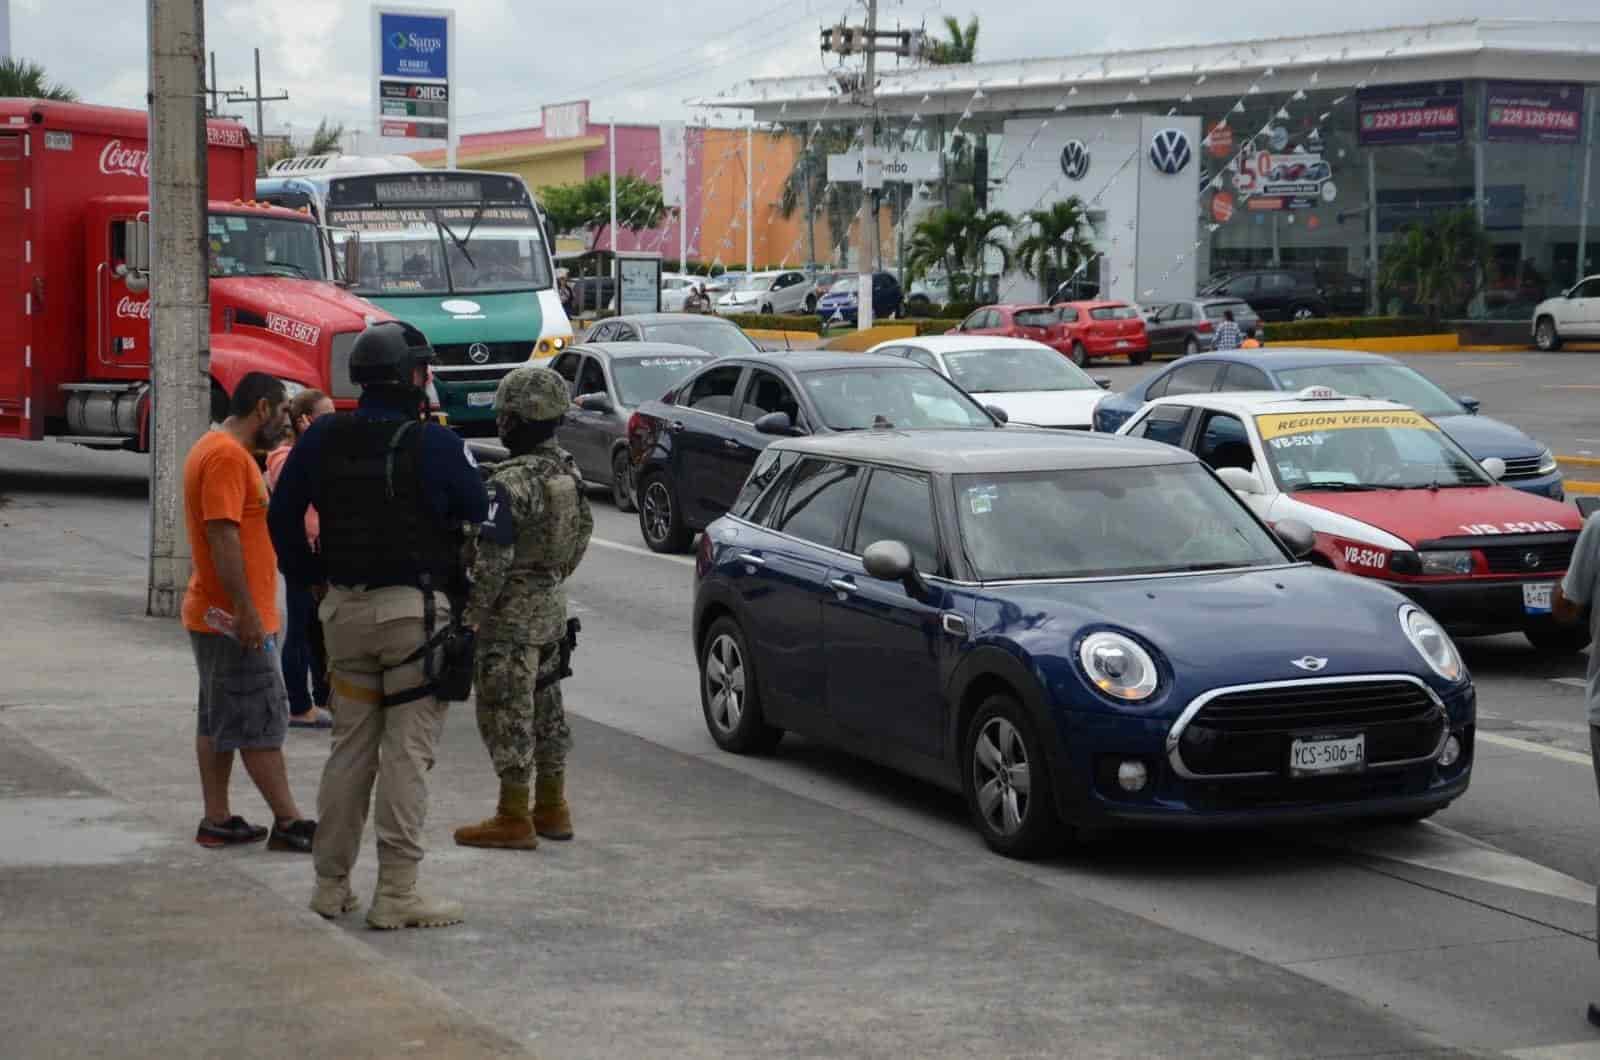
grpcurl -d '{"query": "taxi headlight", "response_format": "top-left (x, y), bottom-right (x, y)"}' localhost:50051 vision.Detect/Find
top-left (1538, 447), bottom-right (1558, 475)
top-left (1079, 631), bottom-right (1160, 702)
top-left (1400, 604), bottom-right (1463, 682)
top-left (1418, 549), bottom-right (1474, 576)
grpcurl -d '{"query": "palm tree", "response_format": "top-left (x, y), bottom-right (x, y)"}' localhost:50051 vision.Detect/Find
top-left (961, 201), bottom-right (1014, 303)
top-left (905, 206), bottom-right (967, 301)
top-left (905, 193), bottom-right (1013, 302)
top-left (1014, 198), bottom-right (1097, 301)
top-left (264, 118), bottom-right (346, 167)
top-left (1379, 208), bottom-right (1492, 323)
top-left (0, 58), bottom-right (77, 101)
top-left (925, 15), bottom-right (980, 65)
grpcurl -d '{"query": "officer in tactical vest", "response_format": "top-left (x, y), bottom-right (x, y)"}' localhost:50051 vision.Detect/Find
top-left (454, 365), bottom-right (593, 850)
top-left (269, 320), bottom-right (488, 929)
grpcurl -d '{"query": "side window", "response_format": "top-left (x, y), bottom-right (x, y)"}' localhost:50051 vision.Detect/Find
top-left (683, 364), bottom-right (744, 416)
top-left (550, 351), bottom-right (582, 387)
top-left (1219, 362), bottom-right (1271, 391)
top-left (613, 323), bottom-right (639, 341)
top-left (740, 369), bottom-right (801, 424)
top-left (1579, 278), bottom-right (1600, 299)
top-left (1164, 362), bottom-right (1224, 396)
top-left (1229, 275), bottom-right (1259, 297)
top-left (1196, 413), bottom-right (1253, 471)
top-left (586, 322), bottom-right (613, 342)
top-left (1127, 404), bottom-right (1192, 446)
top-left (906, 349), bottom-right (939, 370)
top-left (734, 448), bottom-right (796, 520)
top-left (575, 356), bottom-right (606, 397)
top-left (774, 459), bottom-right (861, 548)
top-left (852, 468), bottom-right (937, 574)
top-left (1172, 303), bottom-right (1194, 321)
top-left (1143, 368), bottom-right (1177, 400)
top-left (961, 311), bottom-right (985, 332)
top-left (1057, 307), bottom-right (1079, 324)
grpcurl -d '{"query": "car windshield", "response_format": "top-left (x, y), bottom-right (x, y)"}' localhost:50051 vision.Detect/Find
top-left (956, 464), bottom-right (1287, 581)
top-left (1256, 409), bottom-right (1491, 490)
top-left (941, 347), bottom-right (1098, 394)
top-left (1271, 364), bottom-right (1463, 418)
top-left (800, 367), bottom-right (995, 430)
top-left (737, 274), bottom-right (775, 291)
top-left (611, 354), bottom-right (713, 406)
top-left (640, 321), bottom-right (762, 359)
top-left (443, 226), bottom-right (553, 293)
top-left (207, 213), bottom-right (326, 281)
top-left (828, 278), bottom-right (857, 294)
top-left (1090, 306), bottom-right (1139, 321)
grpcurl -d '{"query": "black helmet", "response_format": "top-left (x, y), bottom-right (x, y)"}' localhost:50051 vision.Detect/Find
top-left (349, 320), bottom-right (436, 388)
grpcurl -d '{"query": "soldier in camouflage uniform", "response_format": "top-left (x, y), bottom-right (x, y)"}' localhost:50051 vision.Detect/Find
top-left (454, 366), bottom-right (593, 850)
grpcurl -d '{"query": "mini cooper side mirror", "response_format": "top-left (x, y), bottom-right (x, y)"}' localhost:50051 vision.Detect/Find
top-left (1274, 518), bottom-right (1316, 559)
top-left (863, 539), bottom-right (930, 599)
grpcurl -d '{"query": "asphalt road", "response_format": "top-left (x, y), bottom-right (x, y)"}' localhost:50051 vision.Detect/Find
top-left (3, 350), bottom-right (1598, 1057)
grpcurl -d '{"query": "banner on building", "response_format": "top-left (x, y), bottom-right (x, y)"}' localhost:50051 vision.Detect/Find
top-left (1357, 81), bottom-right (1464, 146)
top-left (373, 7), bottom-right (453, 143)
top-left (542, 101), bottom-right (589, 141)
top-left (1486, 81), bottom-right (1585, 145)
top-left (659, 121), bottom-right (687, 208)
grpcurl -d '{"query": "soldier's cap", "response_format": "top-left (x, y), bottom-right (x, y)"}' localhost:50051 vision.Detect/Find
top-left (495, 364), bottom-right (570, 422)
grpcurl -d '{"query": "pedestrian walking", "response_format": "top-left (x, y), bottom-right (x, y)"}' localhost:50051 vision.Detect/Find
top-left (265, 388), bottom-right (336, 729)
top-left (1553, 508), bottom-right (1600, 1026)
top-left (454, 366), bottom-right (593, 851)
top-left (1213, 309), bottom-right (1243, 351)
top-left (269, 321), bottom-right (488, 929)
top-left (182, 371), bottom-right (318, 852)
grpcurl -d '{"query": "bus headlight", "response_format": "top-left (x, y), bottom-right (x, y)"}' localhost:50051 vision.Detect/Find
top-left (534, 336), bottom-right (571, 358)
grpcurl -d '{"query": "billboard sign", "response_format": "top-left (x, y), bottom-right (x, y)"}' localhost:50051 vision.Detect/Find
top-left (1486, 81), bottom-right (1585, 145)
top-left (1357, 81), bottom-right (1464, 146)
top-left (380, 11), bottom-right (448, 79)
top-left (826, 150), bottom-right (942, 183)
top-left (374, 7), bottom-right (454, 155)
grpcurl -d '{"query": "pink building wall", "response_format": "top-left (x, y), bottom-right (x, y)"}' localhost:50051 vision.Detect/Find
top-left (583, 122), bottom-right (703, 262)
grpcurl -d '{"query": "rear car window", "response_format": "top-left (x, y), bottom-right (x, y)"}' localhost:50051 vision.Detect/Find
top-left (1204, 302), bottom-right (1247, 320)
top-left (1013, 309), bottom-right (1060, 328)
top-left (1090, 306), bottom-right (1139, 321)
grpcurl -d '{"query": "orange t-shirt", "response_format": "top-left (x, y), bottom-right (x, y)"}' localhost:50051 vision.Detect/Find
top-left (181, 430), bottom-right (281, 635)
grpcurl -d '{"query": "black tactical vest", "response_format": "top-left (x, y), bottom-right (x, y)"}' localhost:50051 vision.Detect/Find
top-left (314, 415), bottom-right (457, 590)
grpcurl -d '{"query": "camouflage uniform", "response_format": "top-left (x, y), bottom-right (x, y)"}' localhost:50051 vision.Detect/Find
top-left (462, 368), bottom-right (593, 789)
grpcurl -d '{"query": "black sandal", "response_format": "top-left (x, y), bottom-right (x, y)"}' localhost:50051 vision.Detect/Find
top-left (196, 816), bottom-right (269, 848)
top-left (267, 818), bottom-right (318, 853)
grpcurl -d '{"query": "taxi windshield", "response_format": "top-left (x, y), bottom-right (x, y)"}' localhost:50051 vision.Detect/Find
top-left (956, 464), bottom-right (1286, 581)
top-left (800, 367), bottom-right (995, 430)
top-left (1256, 410), bottom-right (1491, 491)
top-left (941, 346), bottom-right (1098, 394)
top-left (1271, 363), bottom-right (1462, 418)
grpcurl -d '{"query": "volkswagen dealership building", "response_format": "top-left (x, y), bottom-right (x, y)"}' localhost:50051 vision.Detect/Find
top-left (707, 19), bottom-right (1600, 317)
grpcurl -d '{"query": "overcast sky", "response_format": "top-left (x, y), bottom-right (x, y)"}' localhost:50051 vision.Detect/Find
top-left (11, 0), bottom-right (1589, 140)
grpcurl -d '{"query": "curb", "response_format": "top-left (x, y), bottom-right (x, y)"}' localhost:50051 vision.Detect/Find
top-left (1286, 334), bottom-right (1460, 353)
top-left (1559, 455), bottom-right (1600, 469)
top-left (1567, 481), bottom-right (1600, 495)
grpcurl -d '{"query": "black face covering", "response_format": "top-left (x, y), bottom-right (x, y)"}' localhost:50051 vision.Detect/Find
top-left (502, 416), bottom-right (560, 455)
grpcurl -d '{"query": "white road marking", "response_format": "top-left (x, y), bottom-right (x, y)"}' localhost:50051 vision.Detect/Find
top-left (1478, 730), bottom-right (1592, 767)
top-left (589, 535), bottom-right (697, 567)
top-left (1331, 822), bottom-right (1594, 907)
top-left (1507, 1043), bottom-right (1600, 1059)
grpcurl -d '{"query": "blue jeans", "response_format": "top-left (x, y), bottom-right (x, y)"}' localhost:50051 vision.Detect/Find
top-left (282, 581), bottom-right (329, 715)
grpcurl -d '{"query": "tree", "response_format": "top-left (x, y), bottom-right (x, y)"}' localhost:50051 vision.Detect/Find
top-left (777, 124), bottom-right (861, 268)
top-left (1379, 208), bottom-right (1493, 323)
top-left (263, 118), bottom-right (345, 167)
top-left (924, 15), bottom-right (980, 65)
top-left (1014, 198), bottom-right (1097, 301)
top-left (0, 57), bottom-right (77, 101)
top-left (539, 174), bottom-right (670, 251)
top-left (905, 193), bottom-right (1014, 302)
top-left (905, 206), bottom-right (967, 301)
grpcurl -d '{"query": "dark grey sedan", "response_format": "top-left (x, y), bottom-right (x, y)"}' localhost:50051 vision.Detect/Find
top-left (547, 342), bottom-right (716, 511)
top-left (1143, 298), bottom-right (1260, 356)
top-left (581, 312), bottom-right (764, 360)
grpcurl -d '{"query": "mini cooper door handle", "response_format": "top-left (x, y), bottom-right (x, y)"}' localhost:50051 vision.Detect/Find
top-left (829, 578), bottom-right (857, 594)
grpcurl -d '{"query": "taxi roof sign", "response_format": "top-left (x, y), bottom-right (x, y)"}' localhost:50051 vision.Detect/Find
top-left (1295, 386), bottom-right (1343, 401)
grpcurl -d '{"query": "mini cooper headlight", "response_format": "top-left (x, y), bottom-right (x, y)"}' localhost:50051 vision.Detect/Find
top-left (1400, 604), bottom-right (1463, 682)
top-left (1079, 632), bottom-right (1160, 702)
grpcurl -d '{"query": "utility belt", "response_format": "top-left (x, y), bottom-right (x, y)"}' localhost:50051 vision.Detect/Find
top-left (534, 617), bottom-right (582, 693)
top-left (382, 575), bottom-right (475, 707)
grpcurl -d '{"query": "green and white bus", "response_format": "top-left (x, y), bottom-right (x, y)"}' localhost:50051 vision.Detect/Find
top-left (258, 155), bottom-right (573, 431)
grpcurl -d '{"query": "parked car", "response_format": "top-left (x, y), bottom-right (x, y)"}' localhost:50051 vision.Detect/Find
top-left (583, 312), bottom-right (764, 360)
top-left (701, 271), bottom-right (746, 300)
top-left (1050, 301), bottom-right (1150, 366)
top-left (946, 304), bottom-right (1062, 344)
top-left (816, 272), bottom-right (904, 325)
top-left (627, 352), bottom-right (1001, 552)
top-left (805, 270), bottom-right (843, 312)
top-left (660, 273), bottom-right (707, 313)
top-left (1532, 274), bottom-right (1600, 350)
top-left (868, 336), bottom-right (1109, 429)
top-left (1117, 387), bottom-right (1587, 654)
top-left (714, 270), bottom-right (813, 316)
top-left (693, 427), bottom-right (1475, 857)
top-left (1144, 298), bottom-right (1260, 357)
top-left (1201, 269), bottom-right (1328, 321)
top-left (1090, 349), bottom-right (1564, 499)
top-left (546, 342), bottom-right (716, 511)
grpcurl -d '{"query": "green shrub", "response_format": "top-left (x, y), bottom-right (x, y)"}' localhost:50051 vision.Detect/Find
top-left (1265, 316), bottom-right (1449, 341)
top-left (937, 301), bottom-right (980, 320)
top-left (915, 319), bottom-right (964, 336)
top-left (725, 312), bottom-right (819, 334)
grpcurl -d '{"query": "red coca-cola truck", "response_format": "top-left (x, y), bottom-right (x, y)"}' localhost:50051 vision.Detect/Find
top-left (0, 99), bottom-right (385, 451)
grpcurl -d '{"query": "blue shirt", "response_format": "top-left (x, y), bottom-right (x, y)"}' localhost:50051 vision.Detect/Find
top-left (268, 391), bottom-right (489, 586)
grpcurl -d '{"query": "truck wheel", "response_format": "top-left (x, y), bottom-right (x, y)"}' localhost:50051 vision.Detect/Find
top-left (209, 381), bottom-right (229, 425)
top-left (1291, 305), bottom-right (1318, 321)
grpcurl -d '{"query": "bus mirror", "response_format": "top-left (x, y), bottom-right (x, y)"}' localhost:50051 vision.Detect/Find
top-left (339, 234), bottom-right (361, 287)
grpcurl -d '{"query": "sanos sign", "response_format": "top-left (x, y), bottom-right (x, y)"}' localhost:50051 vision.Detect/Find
top-left (379, 11), bottom-right (449, 80)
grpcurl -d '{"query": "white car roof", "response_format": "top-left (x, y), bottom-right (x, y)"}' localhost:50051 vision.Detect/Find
top-left (1142, 389), bottom-right (1418, 419)
top-left (867, 335), bottom-right (1058, 354)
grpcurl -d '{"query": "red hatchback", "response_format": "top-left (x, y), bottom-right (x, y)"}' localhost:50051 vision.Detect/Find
top-left (946, 304), bottom-right (1063, 344)
top-left (1051, 301), bottom-right (1150, 366)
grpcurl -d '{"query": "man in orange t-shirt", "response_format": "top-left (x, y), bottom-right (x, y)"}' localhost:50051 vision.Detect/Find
top-left (182, 372), bottom-right (317, 852)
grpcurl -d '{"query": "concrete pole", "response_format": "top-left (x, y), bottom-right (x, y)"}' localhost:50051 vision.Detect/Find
top-left (1367, 152), bottom-right (1380, 316)
top-left (609, 117), bottom-right (618, 253)
top-left (857, 0), bottom-right (878, 330)
top-left (208, 51), bottom-right (218, 118)
top-left (253, 48), bottom-right (266, 178)
top-left (146, 0), bottom-right (212, 618)
top-left (745, 122), bottom-right (754, 270)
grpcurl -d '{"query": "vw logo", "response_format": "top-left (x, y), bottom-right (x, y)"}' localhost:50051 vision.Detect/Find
top-left (1059, 140), bottom-right (1091, 181)
top-left (1149, 128), bottom-right (1193, 176)
top-left (1291, 656), bottom-right (1329, 672)
top-left (1523, 551), bottom-right (1543, 570)
top-left (467, 342), bottom-right (492, 365)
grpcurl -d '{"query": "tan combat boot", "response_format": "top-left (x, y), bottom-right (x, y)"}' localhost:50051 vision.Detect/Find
top-left (365, 862), bottom-right (464, 931)
top-left (309, 875), bottom-right (359, 919)
top-left (453, 782), bottom-right (538, 849)
top-left (533, 772), bottom-right (574, 841)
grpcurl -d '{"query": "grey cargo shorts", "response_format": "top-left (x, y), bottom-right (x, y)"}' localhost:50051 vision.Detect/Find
top-left (191, 631), bottom-right (290, 752)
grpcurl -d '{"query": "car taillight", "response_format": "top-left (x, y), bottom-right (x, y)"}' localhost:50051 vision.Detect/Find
top-left (1197, 320), bottom-right (1213, 333)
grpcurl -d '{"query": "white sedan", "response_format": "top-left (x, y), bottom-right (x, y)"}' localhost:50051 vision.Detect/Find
top-left (660, 273), bottom-right (704, 312)
top-left (865, 335), bottom-right (1111, 429)
top-left (1532, 274), bottom-right (1600, 350)
top-left (713, 270), bottom-right (812, 316)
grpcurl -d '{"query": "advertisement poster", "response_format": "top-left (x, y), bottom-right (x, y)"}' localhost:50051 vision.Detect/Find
top-left (618, 257), bottom-right (662, 315)
top-left (1486, 82), bottom-right (1585, 144)
top-left (1357, 81), bottom-right (1464, 145)
top-left (374, 8), bottom-right (453, 143)
top-left (1232, 149), bottom-right (1336, 210)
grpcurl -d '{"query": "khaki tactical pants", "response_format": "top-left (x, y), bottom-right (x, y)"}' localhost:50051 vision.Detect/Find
top-left (315, 585), bottom-right (450, 877)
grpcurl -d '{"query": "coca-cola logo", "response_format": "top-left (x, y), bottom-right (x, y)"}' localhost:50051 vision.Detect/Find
top-left (99, 140), bottom-right (150, 179)
top-left (115, 296), bottom-right (151, 320)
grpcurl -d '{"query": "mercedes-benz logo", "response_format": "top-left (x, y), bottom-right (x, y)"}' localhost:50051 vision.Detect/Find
top-left (1523, 551), bottom-right (1542, 570)
top-left (1291, 656), bottom-right (1329, 672)
top-left (467, 342), bottom-right (492, 365)
top-left (1149, 128), bottom-right (1193, 176)
top-left (1060, 139), bottom-right (1090, 181)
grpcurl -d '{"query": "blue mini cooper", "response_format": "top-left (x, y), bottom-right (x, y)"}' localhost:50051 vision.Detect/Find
top-left (691, 428), bottom-right (1475, 858)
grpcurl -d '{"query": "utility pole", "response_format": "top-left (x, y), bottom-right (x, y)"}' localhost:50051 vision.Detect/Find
top-left (207, 51), bottom-right (219, 117)
top-left (145, 0), bottom-right (212, 618)
top-left (224, 48), bottom-right (288, 176)
top-left (745, 122), bottom-right (754, 270)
